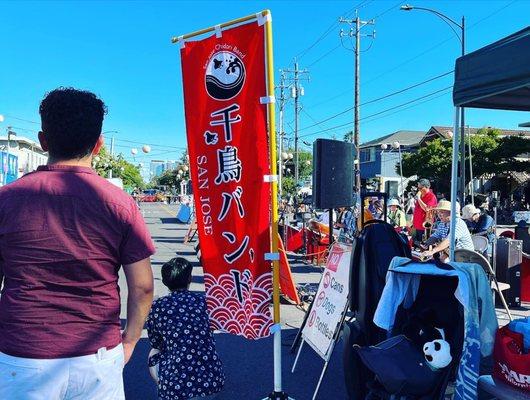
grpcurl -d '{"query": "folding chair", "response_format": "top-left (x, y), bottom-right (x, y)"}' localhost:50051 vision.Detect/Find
top-left (471, 235), bottom-right (489, 258)
top-left (454, 249), bottom-right (513, 321)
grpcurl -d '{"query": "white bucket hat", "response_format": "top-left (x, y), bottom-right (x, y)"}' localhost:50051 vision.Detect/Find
top-left (388, 198), bottom-right (400, 207)
top-left (461, 204), bottom-right (480, 220)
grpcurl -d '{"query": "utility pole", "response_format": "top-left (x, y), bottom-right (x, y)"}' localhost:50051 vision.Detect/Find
top-left (282, 61), bottom-right (309, 187)
top-left (276, 71), bottom-right (287, 199)
top-left (109, 135), bottom-right (115, 179)
top-left (339, 13), bottom-right (375, 194)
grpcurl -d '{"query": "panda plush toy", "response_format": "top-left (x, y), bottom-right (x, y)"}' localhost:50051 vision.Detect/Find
top-left (423, 330), bottom-right (453, 370)
top-left (403, 309), bottom-right (452, 370)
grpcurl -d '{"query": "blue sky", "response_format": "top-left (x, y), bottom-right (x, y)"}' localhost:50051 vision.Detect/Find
top-left (1, 0), bottom-right (529, 167)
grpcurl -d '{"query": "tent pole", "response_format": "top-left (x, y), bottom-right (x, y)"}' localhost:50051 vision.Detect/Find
top-left (450, 107), bottom-right (461, 262)
top-left (459, 16), bottom-right (466, 207)
top-left (468, 125), bottom-right (474, 205)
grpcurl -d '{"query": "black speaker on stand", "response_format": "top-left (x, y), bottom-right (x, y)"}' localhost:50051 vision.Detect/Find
top-left (496, 238), bottom-right (523, 307)
top-left (313, 139), bottom-right (355, 242)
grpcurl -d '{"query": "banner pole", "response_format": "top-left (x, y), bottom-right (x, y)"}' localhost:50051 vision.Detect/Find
top-left (172, 12), bottom-right (262, 42)
top-left (263, 10), bottom-right (290, 400)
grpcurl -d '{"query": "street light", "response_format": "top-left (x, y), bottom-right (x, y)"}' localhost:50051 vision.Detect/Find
top-left (400, 4), bottom-right (466, 207)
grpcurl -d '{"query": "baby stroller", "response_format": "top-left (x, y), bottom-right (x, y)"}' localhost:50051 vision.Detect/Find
top-left (351, 257), bottom-right (497, 400)
top-left (343, 219), bottom-right (411, 399)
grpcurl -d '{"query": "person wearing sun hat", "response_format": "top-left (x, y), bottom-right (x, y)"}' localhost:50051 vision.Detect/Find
top-left (421, 199), bottom-right (474, 259)
top-left (461, 204), bottom-right (495, 243)
top-left (387, 198), bottom-right (406, 228)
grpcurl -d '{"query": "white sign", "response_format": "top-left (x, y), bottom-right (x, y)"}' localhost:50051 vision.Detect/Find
top-left (301, 242), bottom-right (352, 360)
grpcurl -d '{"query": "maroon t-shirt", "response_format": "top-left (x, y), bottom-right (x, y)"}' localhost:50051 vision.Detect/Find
top-left (0, 165), bottom-right (155, 359)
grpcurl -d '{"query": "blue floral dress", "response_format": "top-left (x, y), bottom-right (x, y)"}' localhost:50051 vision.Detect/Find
top-left (146, 291), bottom-right (225, 400)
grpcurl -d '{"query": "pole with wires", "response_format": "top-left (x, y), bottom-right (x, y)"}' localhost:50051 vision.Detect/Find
top-left (339, 12), bottom-right (375, 195)
top-left (282, 63), bottom-right (309, 189)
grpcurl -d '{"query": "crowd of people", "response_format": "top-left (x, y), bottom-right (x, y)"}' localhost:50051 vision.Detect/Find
top-left (284, 177), bottom-right (499, 263)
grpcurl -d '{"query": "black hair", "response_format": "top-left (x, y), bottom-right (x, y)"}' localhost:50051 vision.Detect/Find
top-left (161, 257), bottom-right (193, 291)
top-left (39, 87), bottom-right (107, 160)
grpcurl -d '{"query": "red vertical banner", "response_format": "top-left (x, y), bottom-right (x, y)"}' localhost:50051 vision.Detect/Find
top-left (180, 21), bottom-right (272, 339)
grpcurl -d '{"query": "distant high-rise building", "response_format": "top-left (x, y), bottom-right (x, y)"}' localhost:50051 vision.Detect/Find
top-left (150, 160), bottom-right (165, 178)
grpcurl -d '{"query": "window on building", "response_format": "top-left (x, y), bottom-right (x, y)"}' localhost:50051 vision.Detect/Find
top-left (360, 147), bottom-right (376, 163)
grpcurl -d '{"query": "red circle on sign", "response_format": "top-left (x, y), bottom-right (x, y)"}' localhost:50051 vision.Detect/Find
top-left (308, 310), bottom-right (316, 327)
top-left (316, 291), bottom-right (326, 307)
top-left (323, 272), bottom-right (331, 288)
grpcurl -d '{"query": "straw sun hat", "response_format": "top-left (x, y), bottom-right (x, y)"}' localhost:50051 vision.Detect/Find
top-left (434, 199), bottom-right (461, 214)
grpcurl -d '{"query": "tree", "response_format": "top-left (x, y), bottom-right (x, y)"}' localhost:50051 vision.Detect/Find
top-left (281, 148), bottom-right (312, 180)
top-left (93, 147), bottom-right (144, 190)
top-left (400, 127), bottom-right (530, 194)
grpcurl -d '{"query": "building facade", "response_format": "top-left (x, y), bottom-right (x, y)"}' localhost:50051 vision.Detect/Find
top-left (359, 126), bottom-right (530, 200)
top-left (0, 135), bottom-right (48, 183)
top-left (359, 130), bottom-right (425, 198)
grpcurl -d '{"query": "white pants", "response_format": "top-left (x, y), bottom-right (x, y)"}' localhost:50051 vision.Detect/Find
top-left (0, 344), bottom-right (125, 400)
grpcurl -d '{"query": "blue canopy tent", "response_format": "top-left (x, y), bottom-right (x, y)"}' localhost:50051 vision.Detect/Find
top-left (448, 26), bottom-right (530, 260)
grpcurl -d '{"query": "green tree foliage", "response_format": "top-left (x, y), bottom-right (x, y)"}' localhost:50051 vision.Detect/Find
top-left (400, 128), bottom-right (530, 194)
top-left (282, 176), bottom-right (296, 196)
top-left (279, 148), bottom-right (313, 196)
top-left (93, 147), bottom-right (144, 189)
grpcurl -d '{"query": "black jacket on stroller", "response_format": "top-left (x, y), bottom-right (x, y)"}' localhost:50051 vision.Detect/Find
top-left (344, 220), bottom-right (411, 398)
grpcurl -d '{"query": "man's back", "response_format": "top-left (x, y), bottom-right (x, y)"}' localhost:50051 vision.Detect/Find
top-left (0, 165), bottom-right (154, 358)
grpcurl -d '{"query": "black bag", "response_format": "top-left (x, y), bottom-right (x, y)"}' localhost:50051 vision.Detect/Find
top-left (356, 335), bottom-right (441, 397)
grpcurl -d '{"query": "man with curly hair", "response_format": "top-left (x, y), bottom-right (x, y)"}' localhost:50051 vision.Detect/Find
top-left (0, 88), bottom-right (155, 399)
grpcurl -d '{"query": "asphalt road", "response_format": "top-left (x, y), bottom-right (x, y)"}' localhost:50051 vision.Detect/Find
top-left (121, 202), bottom-right (346, 400)
top-left (120, 202), bottom-right (529, 400)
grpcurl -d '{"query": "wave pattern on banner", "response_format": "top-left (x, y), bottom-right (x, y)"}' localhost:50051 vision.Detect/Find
top-left (205, 271), bottom-right (273, 340)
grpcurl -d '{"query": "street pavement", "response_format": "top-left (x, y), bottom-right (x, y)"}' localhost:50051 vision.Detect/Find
top-left (121, 202), bottom-right (345, 400)
top-left (121, 202), bottom-right (529, 400)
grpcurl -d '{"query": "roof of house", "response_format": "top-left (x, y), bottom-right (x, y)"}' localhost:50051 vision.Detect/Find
top-left (360, 130), bottom-right (426, 148)
top-left (427, 125), bottom-right (530, 139)
top-left (0, 135), bottom-right (45, 151)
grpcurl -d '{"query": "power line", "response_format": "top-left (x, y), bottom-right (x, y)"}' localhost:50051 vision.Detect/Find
top-left (301, 0), bottom-right (401, 70)
top-left (300, 108), bottom-right (342, 138)
top-left (372, 0), bottom-right (402, 19)
top-left (295, 0), bottom-right (373, 60)
top-left (359, 85), bottom-right (452, 121)
top-left (361, 0), bottom-right (518, 87)
top-left (299, 85), bottom-right (453, 139)
top-left (306, 44), bottom-right (341, 68)
top-left (298, 70), bottom-right (453, 131)
top-left (4, 115), bottom-right (39, 125)
top-left (362, 89), bottom-right (452, 125)
top-left (113, 137), bottom-right (186, 150)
